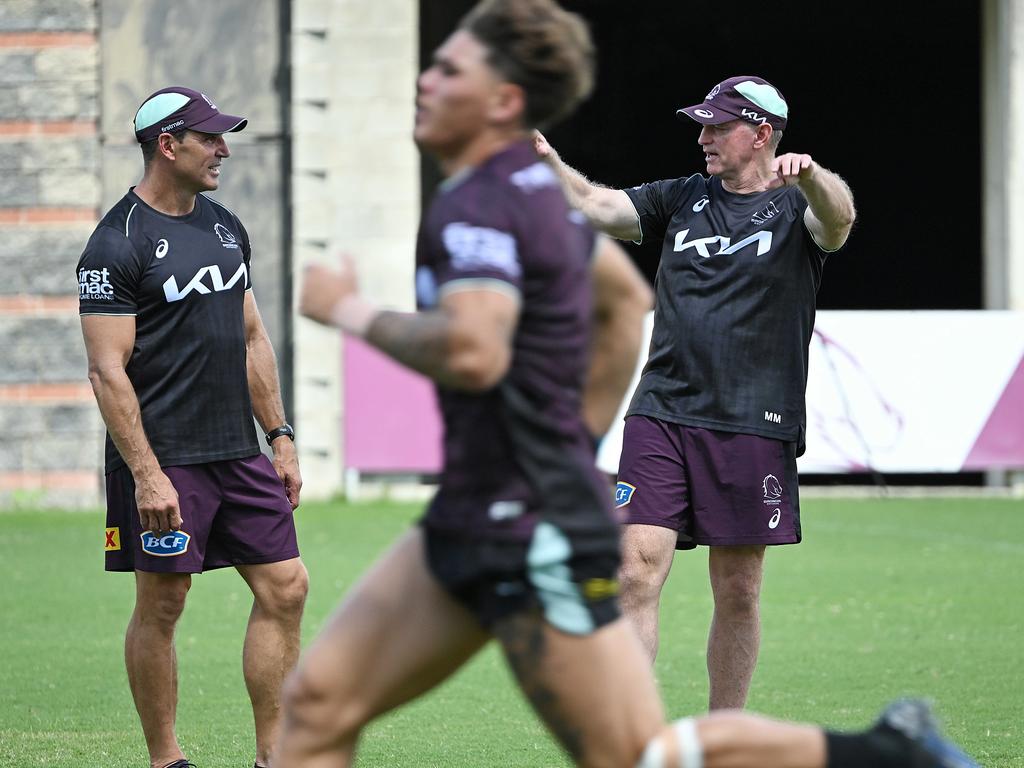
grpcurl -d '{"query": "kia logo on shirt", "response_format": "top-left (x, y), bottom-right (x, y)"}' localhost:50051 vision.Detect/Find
top-left (163, 263), bottom-right (248, 302)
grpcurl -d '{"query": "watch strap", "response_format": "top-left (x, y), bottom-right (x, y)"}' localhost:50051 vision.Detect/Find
top-left (265, 424), bottom-right (295, 443)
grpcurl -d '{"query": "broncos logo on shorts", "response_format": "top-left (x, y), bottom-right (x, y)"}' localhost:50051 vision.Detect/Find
top-left (762, 474), bottom-right (782, 500)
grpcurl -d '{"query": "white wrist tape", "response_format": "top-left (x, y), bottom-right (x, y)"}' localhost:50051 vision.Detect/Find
top-left (634, 717), bottom-right (703, 768)
top-left (674, 718), bottom-right (703, 768)
top-left (329, 296), bottom-right (378, 338)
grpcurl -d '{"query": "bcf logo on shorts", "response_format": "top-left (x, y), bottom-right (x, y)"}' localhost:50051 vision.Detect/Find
top-left (614, 482), bottom-right (636, 508)
top-left (140, 530), bottom-right (191, 557)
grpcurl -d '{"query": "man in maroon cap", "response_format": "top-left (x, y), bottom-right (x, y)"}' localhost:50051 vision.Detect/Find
top-left (535, 75), bottom-right (856, 710)
top-left (77, 86), bottom-right (307, 768)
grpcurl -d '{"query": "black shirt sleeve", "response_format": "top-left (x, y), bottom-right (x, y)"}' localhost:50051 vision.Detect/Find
top-left (77, 225), bottom-right (142, 316)
top-left (622, 175), bottom-right (700, 246)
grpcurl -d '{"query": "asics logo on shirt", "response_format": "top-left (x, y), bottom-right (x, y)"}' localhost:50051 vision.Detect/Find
top-left (155, 239), bottom-right (169, 259)
top-left (163, 263), bottom-right (248, 302)
top-left (673, 228), bottom-right (773, 258)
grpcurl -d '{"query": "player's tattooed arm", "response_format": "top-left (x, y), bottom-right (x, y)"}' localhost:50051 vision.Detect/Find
top-left (300, 261), bottom-right (518, 391)
top-left (364, 310), bottom-right (462, 387)
top-left (366, 286), bottom-right (518, 391)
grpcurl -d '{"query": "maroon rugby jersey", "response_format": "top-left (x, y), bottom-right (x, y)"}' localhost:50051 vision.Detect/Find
top-left (416, 141), bottom-right (613, 545)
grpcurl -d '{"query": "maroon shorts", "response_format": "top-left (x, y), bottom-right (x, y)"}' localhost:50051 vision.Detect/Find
top-left (103, 454), bottom-right (299, 573)
top-left (616, 415), bottom-right (801, 550)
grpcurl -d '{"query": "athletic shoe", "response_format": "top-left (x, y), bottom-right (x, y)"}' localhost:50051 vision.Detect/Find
top-left (877, 699), bottom-right (979, 768)
top-left (162, 761), bottom-right (196, 768)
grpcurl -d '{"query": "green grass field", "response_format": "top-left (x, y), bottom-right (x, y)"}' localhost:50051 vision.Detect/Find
top-left (1, 496), bottom-right (1021, 767)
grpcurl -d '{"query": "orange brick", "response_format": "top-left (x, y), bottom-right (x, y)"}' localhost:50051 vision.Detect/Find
top-left (0, 32), bottom-right (95, 48)
top-left (0, 208), bottom-right (97, 225)
top-left (0, 120), bottom-right (96, 137)
top-left (0, 383), bottom-right (93, 403)
top-left (0, 296), bottom-right (79, 315)
top-left (0, 470), bottom-right (99, 491)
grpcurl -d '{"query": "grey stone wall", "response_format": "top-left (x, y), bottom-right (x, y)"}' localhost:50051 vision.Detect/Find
top-left (0, 2), bottom-right (102, 509)
top-left (98, 0), bottom-right (287, 347)
top-left (0, 0), bottom-right (288, 510)
top-left (0, 403), bottom-right (102, 470)
top-left (0, 227), bottom-right (94, 294)
top-left (0, 318), bottom-right (88, 383)
top-left (0, 22), bottom-right (99, 123)
top-left (0, 1), bottom-right (96, 31)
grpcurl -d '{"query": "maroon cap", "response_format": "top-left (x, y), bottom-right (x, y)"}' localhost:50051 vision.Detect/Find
top-left (133, 86), bottom-right (247, 144)
top-left (676, 75), bottom-right (788, 131)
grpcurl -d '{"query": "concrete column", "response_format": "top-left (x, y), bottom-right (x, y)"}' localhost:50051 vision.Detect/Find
top-left (984, 0), bottom-right (1024, 310)
top-left (292, 1), bottom-right (420, 499)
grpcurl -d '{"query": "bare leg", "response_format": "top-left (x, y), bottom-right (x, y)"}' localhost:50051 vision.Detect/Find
top-left (125, 571), bottom-right (191, 768)
top-left (276, 529), bottom-right (490, 768)
top-left (707, 546), bottom-right (765, 710)
top-left (495, 612), bottom-right (665, 768)
top-left (619, 524), bottom-right (678, 662)
top-left (236, 557), bottom-right (309, 767)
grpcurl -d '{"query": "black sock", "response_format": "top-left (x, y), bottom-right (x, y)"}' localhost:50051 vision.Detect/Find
top-left (825, 725), bottom-right (919, 768)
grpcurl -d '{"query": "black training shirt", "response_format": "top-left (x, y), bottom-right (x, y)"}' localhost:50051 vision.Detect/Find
top-left (624, 174), bottom-right (828, 453)
top-left (78, 189), bottom-right (260, 473)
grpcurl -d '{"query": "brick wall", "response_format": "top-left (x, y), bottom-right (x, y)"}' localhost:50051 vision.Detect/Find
top-left (0, 1), bottom-right (102, 508)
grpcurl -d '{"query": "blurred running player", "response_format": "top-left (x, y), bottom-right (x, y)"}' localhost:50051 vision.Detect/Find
top-left (278, 3), bottom-right (976, 767)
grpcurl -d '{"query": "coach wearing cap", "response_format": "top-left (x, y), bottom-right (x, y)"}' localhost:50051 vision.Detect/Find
top-left (77, 86), bottom-right (308, 768)
top-left (535, 75), bottom-right (855, 710)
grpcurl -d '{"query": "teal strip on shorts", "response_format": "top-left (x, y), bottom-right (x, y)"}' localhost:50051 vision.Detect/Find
top-left (526, 521), bottom-right (594, 635)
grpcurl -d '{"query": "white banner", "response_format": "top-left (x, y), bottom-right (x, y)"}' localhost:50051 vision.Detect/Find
top-left (596, 311), bottom-right (1024, 475)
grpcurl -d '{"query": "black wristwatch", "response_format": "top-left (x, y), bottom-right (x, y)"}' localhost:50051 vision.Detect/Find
top-left (265, 424), bottom-right (295, 444)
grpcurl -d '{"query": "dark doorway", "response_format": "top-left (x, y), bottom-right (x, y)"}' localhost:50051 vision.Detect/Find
top-left (419, 1), bottom-right (983, 310)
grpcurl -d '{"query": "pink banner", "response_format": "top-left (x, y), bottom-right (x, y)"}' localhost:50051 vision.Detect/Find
top-left (343, 338), bottom-right (442, 473)
top-left (964, 354), bottom-right (1024, 469)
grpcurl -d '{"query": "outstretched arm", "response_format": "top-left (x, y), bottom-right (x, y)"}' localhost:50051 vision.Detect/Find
top-left (583, 237), bottom-right (653, 437)
top-left (299, 256), bottom-right (518, 393)
top-left (769, 153), bottom-right (856, 251)
top-left (534, 131), bottom-right (641, 241)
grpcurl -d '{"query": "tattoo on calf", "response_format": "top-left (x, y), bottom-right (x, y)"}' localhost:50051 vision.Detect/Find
top-left (494, 611), bottom-right (585, 760)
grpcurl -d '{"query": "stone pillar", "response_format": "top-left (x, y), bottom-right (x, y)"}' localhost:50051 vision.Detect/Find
top-left (291, 0), bottom-right (420, 498)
